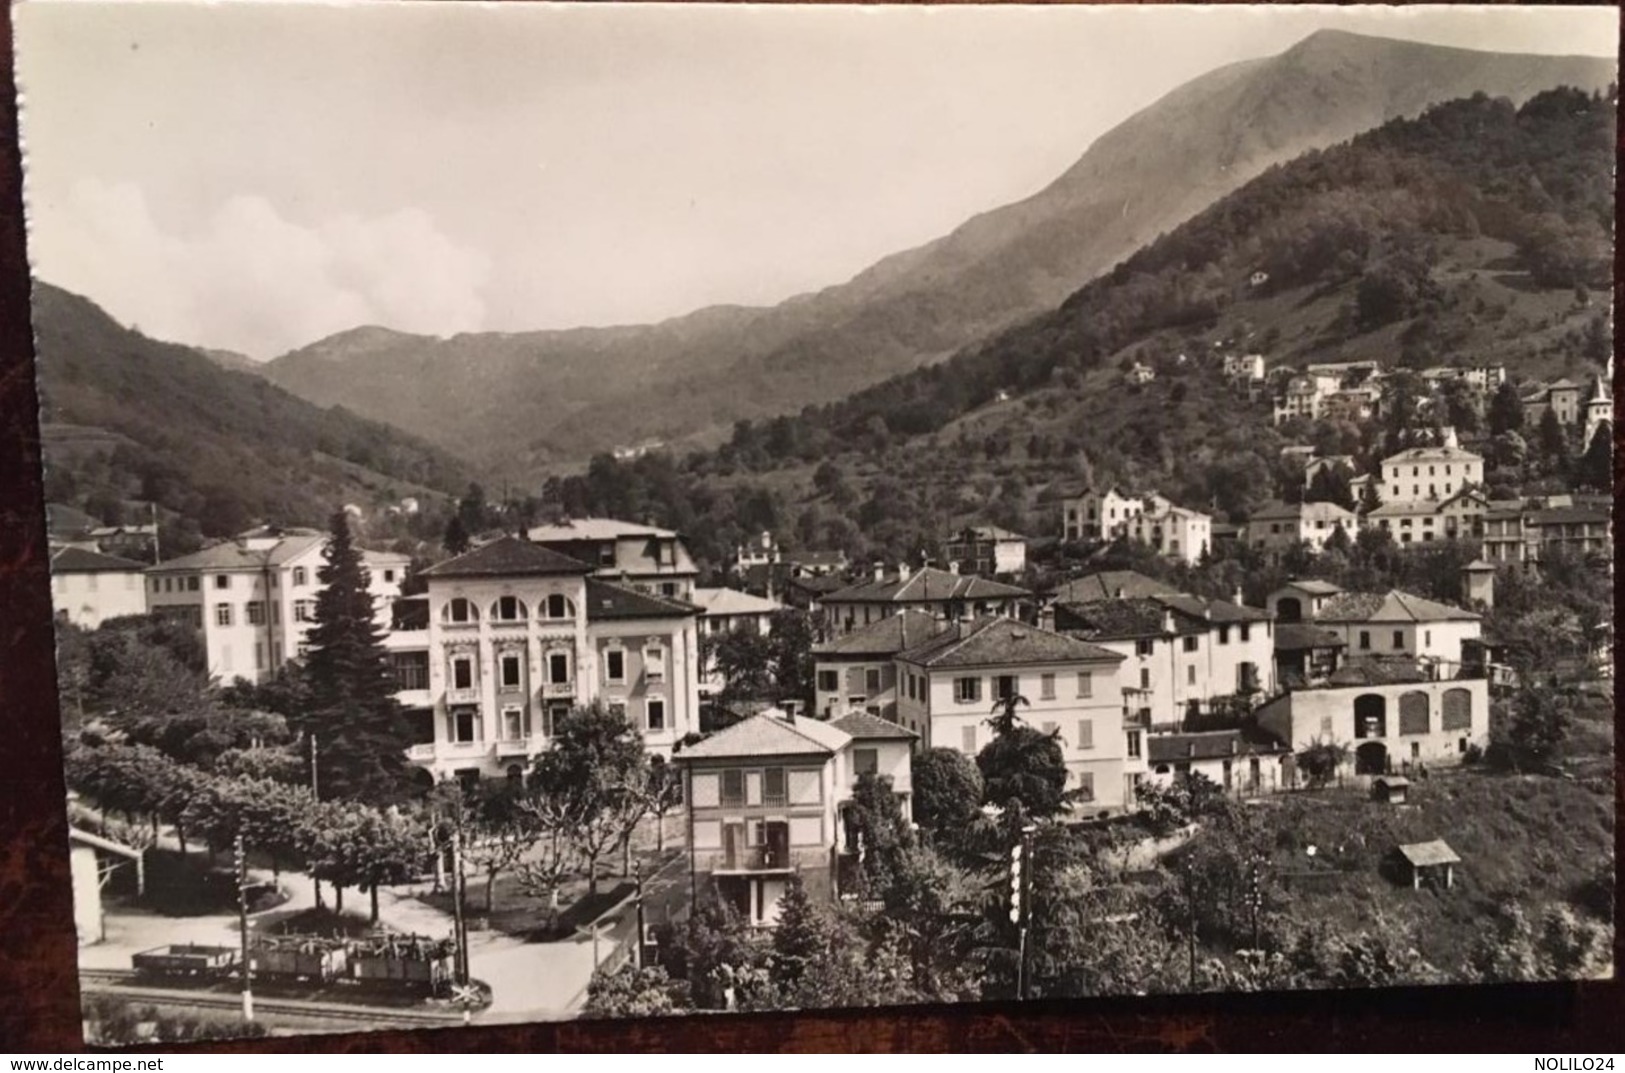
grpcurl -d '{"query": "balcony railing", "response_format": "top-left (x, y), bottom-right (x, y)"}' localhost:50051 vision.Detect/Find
top-left (718, 846), bottom-right (793, 872)
top-left (495, 738), bottom-right (533, 758)
top-left (542, 681), bottom-right (575, 698)
top-left (407, 743), bottom-right (436, 760)
top-left (446, 686), bottom-right (480, 705)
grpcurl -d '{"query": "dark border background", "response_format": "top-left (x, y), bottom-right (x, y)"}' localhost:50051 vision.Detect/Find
top-left (1, 0), bottom-right (1621, 1053)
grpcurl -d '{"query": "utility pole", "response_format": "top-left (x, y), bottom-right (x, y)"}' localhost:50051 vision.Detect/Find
top-left (234, 833), bottom-right (254, 1023)
top-left (1011, 822), bottom-right (1036, 1001)
top-left (450, 826), bottom-right (469, 985)
top-left (1184, 857), bottom-right (1197, 991)
top-left (309, 735), bottom-right (320, 802)
top-left (633, 861), bottom-right (646, 971)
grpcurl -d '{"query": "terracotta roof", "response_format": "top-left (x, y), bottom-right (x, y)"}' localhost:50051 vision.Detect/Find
top-left (950, 525), bottom-right (1026, 542)
top-left (149, 532), bottom-right (326, 573)
top-left (813, 609), bottom-right (943, 658)
top-left (1274, 623), bottom-right (1347, 652)
top-left (900, 617), bottom-right (1124, 668)
top-left (584, 578), bottom-right (698, 621)
top-left (831, 712), bottom-right (917, 741)
top-left (676, 712), bottom-right (850, 761)
top-left (1397, 840), bottom-right (1460, 868)
top-left (1280, 579), bottom-right (1343, 596)
top-left (1046, 570), bottom-right (1176, 602)
top-left (692, 587), bottom-right (781, 617)
top-left (1381, 445), bottom-right (1484, 465)
top-left (825, 566), bottom-right (1029, 605)
top-left (1147, 729), bottom-right (1288, 764)
top-left (419, 536), bottom-right (593, 579)
top-left (527, 517), bottom-right (678, 541)
top-left (1316, 590), bottom-right (1479, 624)
top-left (1325, 657), bottom-right (1431, 687)
top-left (1525, 508), bottom-right (1609, 526)
top-left (1153, 593), bottom-right (1272, 624)
top-left (1056, 598), bottom-right (1174, 640)
top-left (51, 547), bottom-right (147, 573)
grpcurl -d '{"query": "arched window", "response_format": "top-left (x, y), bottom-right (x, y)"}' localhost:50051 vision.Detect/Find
top-left (545, 593), bottom-right (575, 620)
top-left (1354, 694), bottom-right (1386, 738)
top-left (490, 595), bottom-right (528, 623)
top-left (443, 597), bottom-right (478, 624)
top-left (1441, 688), bottom-right (1472, 731)
top-left (1398, 691), bottom-right (1430, 736)
top-left (1275, 596), bottom-right (1302, 623)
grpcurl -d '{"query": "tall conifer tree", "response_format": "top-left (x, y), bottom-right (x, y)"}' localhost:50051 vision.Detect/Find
top-left (302, 510), bottom-right (411, 803)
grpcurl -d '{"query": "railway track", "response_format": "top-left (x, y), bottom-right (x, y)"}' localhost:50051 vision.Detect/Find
top-left (80, 969), bottom-right (469, 1028)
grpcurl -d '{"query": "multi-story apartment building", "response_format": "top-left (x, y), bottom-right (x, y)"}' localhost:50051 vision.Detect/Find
top-left (1245, 500), bottom-right (1359, 558)
top-left (693, 586), bottom-right (783, 700)
top-left (1480, 495), bottom-right (1612, 565)
top-left (1060, 486), bottom-right (1145, 543)
top-left (893, 617), bottom-right (1136, 811)
top-left (821, 565), bottom-right (1028, 637)
top-left (145, 526), bottom-right (409, 685)
top-left (676, 709), bottom-right (914, 925)
top-left (1366, 487), bottom-right (1488, 546)
top-left (1305, 589), bottom-right (1481, 670)
top-left (941, 525), bottom-right (1028, 577)
top-left (1123, 500), bottom-right (1212, 565)
top-left (1256, 667), bottom-right (1490, 777)
top-left (395, 536), bottom-right (701, 784)
top-left (526, 517), bottom-right (698, 600)
top-left (811, 609), bottom-right (942, 726)
top-left (1052, 594), bottom-right (1274, 729)
top-left (50, 547), bottom-right (150, 630)
top-left (1380, 445), bottom-right (1484, 505)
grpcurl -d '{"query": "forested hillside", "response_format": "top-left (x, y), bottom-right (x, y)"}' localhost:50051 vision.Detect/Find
top-left (32, 283), bottom-right (472, 555)
top-left (542, 87), bottom-right (1615, 569)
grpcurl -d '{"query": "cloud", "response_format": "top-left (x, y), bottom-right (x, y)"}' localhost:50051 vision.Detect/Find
top-left (26, 178), bottom-right (490, 357)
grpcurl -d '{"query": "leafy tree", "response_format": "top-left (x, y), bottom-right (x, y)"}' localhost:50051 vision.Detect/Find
top-left (347, 807), bottom-right (425, 923)
top-left (1304, 465), bottom-right (1356, 511)
top-left (1501, 687), bottom-right (1571, 767)
top-left (874, 844), bottom-right (985, 1001)
top-left (843, 772), bottom-right (915, 894)
top-left (769, 876), bottom-right (833, 1000)
top-left (300, 511), bottom-right (412, 804)
top-left (661, 899), bottom-right (772, 1011)
top-left (584, 963), bottom-right (690, 1017)
top-left (1295, 740), bottom-right (1349, 789)
top-left (442, 514), bottom-right (471, 557)
top-left (460, 782), bottom-right (545, 914)
top-left (531, 701), bottom-right (649, 894)
top-left (977, 694), bottom-right (1069, 818)
top-left (644, 756), bottom-right (683, 853)
top-left (910, 747), bottom-right (985, 843)
top-left (1488, 380), bottom-right (1525, 436)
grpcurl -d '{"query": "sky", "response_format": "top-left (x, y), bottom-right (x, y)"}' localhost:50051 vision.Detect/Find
top-left (14, 2), bottom-right (1618, 359)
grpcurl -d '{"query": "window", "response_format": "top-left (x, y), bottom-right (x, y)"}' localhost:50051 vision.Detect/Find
top-left (493, 595), bottom-right (527, 622)
top-left (445, 597), bottom-right (477, 624)
top-left (452, 709), bottom-right (477, 743)
top-left (500, 653), bottom-right (523, 689)
top-left (1077, 719), bottom-right (1094, 750)
top-left (954, 677), bottom-right (982, 704)
top-left (549, 651), bottom-right (571, 684)
top-left (1076, 771), bottom-right (1095, 803)
top-left (294, 599), bottom-right (315, 623)
top-left (1076, 672), bottom-right (1093, 698)
top-left (865, 667), bottom-right (882, 695)
top-left (1182, 636), bottom-right (1198, 653)
top-left (1424, 630), bottom-right (1432, 648)
top-left (246, 601), bottom-right (266, 626)
top-left (389, 651), bottom-right (429, 691)
top-left (1218, 626), bottom-right (1230, 645)
top-left (215, 574), bottom-right (230, 590)
top-left (255, 643), bottom-right (265, 671)
top-left (215, 603), bottom-right (233, 627)
top-left (292, 567), bottom-right (307, 587)
top-left (853, 748), bottom-right (878, 777)
top-left (817, 670), bottom-right (839, 693)
top-left (451, 656), bottom-right (474, 690)
top-left (186, 576), bottom-right (199, 592)
top-left (1040, 673), bottom-right (1055, 700)
top-left (1392, 630), bottom-right (1405, 650)
top-left (1358, 630), bottom-right (1371, 651)
top-left (605, 649), bottom-right (625, 683)
top-left (646, 697), bottom-right (666, 732)
top-left (607, 700), bottom-right (628, 722)
top-left (1135, 639), bottom-right (1154, 657)
top-left (502, 709), bottom-right (525, 742)
top-left (546, 593), bottom-right (570, 619)
top-left (721, 769), bottom-right (745, 807)
top-left (383, 570), bottom-right (395, 583)
top-left (763, 767), bottom-right (786, 805)
top-left (995, 675), bottom-right (1017, 701)
top-left (1239, 624), bottom-right (1250, 642)
top-left (1126, 730), bottom-right (1141, 759)
top-left (1139, 668), bottom-right (1150, 690)
top-left (960, 726), bottom-right (977, 754)
top-left (660, 582), bottom-right (678, 598)
top-left (1187, 665), bottom-right (1196, 685)
top-left (645, 647), bottom-right (666, 682)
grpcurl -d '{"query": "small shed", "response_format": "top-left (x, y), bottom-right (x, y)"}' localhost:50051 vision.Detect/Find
top-left (1395, 839), bottom-right (1460, 891)
top-left (69, 827), bottom-right (146, 945)
top-left (1371, 775), bottom-right (1411, 805)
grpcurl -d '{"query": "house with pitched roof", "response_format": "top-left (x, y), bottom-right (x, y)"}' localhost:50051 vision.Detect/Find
top-left (1053, 593), bottom-right (1274, 731)
top-left (941, 525), bottom-right (1028, 576)
top-left (1059, 486), bottom-right (1144, 543)
top-left (821, 565), bottom-right (1028, 637)
top-left (1265, 579), bottom-right (1344, 623)
top-left (892, 617), bottom-right (1135, 812)
top-left (50, 547), bottom-right (149, 629)
top-left (526, 517), bottom-right (699, 600)
top-left (675, 709), bottom-right (913, 925)
top-left (145, 526), bottom-right (409, 684)
top-left (1380, 445), bottom-right (1484, 506)
top-left (1145, 728), bottom-right (1293, 796)
top-left (1310, 589), bottom-right (1481, 670)
top-left (399, 536), bottom-right (701, 784)
top-left (1044, 570), bottom-right (1176, 606)
top-left (811, 609), bottom-right (943, 726)
top-left (1244, 500), bottom-right (1359, 558)
top-left (1366, 486), bottom-right (1489, 547)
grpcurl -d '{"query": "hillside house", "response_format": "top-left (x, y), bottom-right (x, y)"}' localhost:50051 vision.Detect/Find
top-left (1309, 589), bottom-right (1481, 671)
top-left (821, 565), bottom-right (1028, 637)
top-left (675, 709), bottom-right (913, 925)
top-left (1145, 728), bottom-right (1292, 796)
top-left (941, 525), bottom-right (1028, 577)
top-left (1060, 486), bottom-right (1144, 543)
top-left (1265, 579), bottom-right (1344, 623)
top-left (527, 517), bottom-right (699, 601)
top-left (1273, 622), bottom-right (1347, 689)
top-left (1223, 353), bottom-right (1266, 383)
top-left (50, 547), bottom-right (149, 629)
top-left (1481, 496), bottom-right (1612, 565)
top-left (1044, 570), bottom-right (1177, 607)
top-left (1123, 500), bottom-right (1211, 565)
top-left (1380, 445), bottom-right (1484, 505)
top-left (396, 537), bottom-right (701, 784)
top-left (1245, 500), bottom-right (1359, 559)
top-left (146, 526), bottom-right (408, 685)
top-left (893, 617), bottom-right (1136, 813)
top-left (1366, 487), bottom-right (1488, 546)
top-left (812, 609), bottom-right (942, 726)
top-left (1522, 378), bottom-right (1584, 428)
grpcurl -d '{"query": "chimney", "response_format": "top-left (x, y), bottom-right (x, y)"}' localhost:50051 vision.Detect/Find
top-left (1231, 737), bottom-right (1239, 755)
top-left (1233, 586), bottom-right (1245, 607)
top-left (1114, 587), bottom-right (1126, 600)
top-left (781, 700), bottom-right (801, 722)
top-left (1187, 743), bottom-right (1197, 758)
top-left (1162, 609), bottom-right (1176, 635)
top-left (947, 560), bottom-right (960, 575)
top-left (872, 561), bottom-right (885, 583)
top-left (897, 563), bottom-right (911, 583)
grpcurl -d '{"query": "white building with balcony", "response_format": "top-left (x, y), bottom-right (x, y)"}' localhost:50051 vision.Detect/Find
top-left (397, 536), bottom-right (701, 785)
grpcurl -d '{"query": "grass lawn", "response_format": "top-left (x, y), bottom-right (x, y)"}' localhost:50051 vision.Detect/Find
top-left (1251, 766), bottom-right (1613, 975)
top-left (419, 846), bottom-right (677, 942)
top-left (124, 848), bottom-right (289, 918)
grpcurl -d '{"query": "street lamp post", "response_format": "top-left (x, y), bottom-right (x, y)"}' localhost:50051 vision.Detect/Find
top-left (450, 826), bottom-right (469, 985)
top-left (234, 832), bottom-right (254, 1023)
